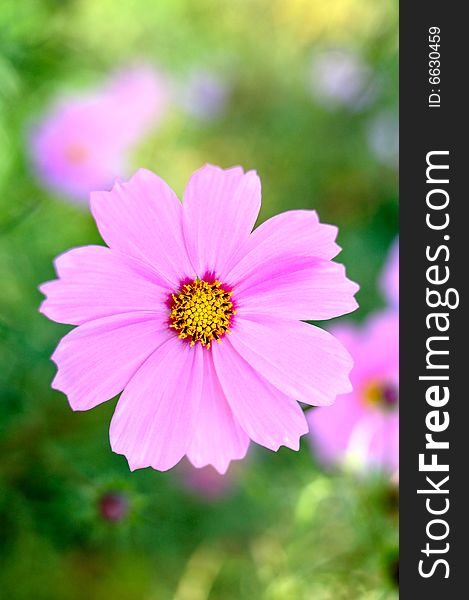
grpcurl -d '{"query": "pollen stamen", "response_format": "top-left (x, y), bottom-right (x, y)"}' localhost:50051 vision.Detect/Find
top-left (169, 279), bottom-right (236, 349)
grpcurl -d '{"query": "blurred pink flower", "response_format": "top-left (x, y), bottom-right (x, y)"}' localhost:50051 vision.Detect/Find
top-left (308, 311), bottom-right (399, 473)
top-left (39, 165), bottom-right (358, 473)
top-left (175, 461), bottom-right (234, 501)
top-left (380, 238), bottom-right (399, 308)
top-left (29, 66), bottom-right (168, 202)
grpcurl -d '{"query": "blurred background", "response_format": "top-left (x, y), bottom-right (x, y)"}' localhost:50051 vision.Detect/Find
top-left (0, 1), bottom-right (398, 598)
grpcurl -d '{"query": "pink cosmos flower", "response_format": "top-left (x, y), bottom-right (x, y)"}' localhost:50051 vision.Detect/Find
top-left (39, 165), bottom-right (359, 474)
top-left (307, 310), bottom-right (399, 473)
top-left (380, 238), bottom-right (399, 309)
top-left (29, 66), bottom-right (168, 202)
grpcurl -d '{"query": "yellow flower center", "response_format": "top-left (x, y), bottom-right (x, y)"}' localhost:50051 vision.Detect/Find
top-left (169, 279), bottom-right (236, 349)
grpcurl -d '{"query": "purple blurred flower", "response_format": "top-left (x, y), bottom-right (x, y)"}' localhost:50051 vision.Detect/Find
top-left (366, 110), bottom-right (399, 168)
top-left (308, 311), bottom-right (399, 473)
top-left (309, 49), bottom-right (378, 111)
top-left (29, 65), bottom-right (168, 202)
top-left (178, 69), bottom-right (229, 120)
top-left (381, 238), bottom-right (399, 308)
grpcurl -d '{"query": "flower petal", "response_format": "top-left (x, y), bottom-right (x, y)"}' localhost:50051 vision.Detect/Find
top-left (212, 340), bottom-right (308, 451)
top-left (235, 256), bottom-right (358, 321)
top-left (51, 312), bottom-right (170, 411)
top-left (371, 412), bottom-right (399, 472)
top-left (110, 339), bottom-right (203, 471)
top-left (39, 245), bottom-right (171, 326)
top-left (307, 394), bottom-right (363, 467)
top-left (225, 210), bottom-right (341, 286)
top-left (186, 351), bottom-right (249, 474)
top-left (346, 411), bottom-right (399, 472)
top-left (229, 316), bottom-right (353, 406)
top-left (90, 169), bottom-right (194, 286)
top-left (182, 164), bottom-right (261, 278)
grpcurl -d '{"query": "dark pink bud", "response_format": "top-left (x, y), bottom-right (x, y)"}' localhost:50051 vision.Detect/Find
top-left (98, 492), bottom-right (129, 522)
